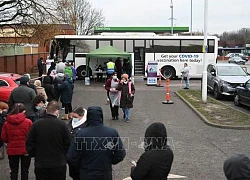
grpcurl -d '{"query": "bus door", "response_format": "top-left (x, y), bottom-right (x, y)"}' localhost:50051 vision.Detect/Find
top-left (134, 40), bottom-right (145, 75)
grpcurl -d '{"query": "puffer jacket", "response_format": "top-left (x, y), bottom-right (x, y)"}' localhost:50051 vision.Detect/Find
top-left (1, 113), bottom-right (32, 155)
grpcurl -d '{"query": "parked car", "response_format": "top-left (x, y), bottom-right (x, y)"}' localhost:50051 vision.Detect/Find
top-left (207, 63), bottom-right (250, 99)
top-left (225, 53), bottom-right (249, 61)
top-left (228, 57), bottom-right (246, 65)
top-left (234, 79), bottom-right (250, 107)
top-left (0, 73), bottom-right (22, 102)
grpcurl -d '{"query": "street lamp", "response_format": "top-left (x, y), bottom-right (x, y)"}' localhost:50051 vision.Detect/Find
top-left (191, 0), bottom-right (193, 36)
top-left (202, 0), bottom-right (208, 103)
top-left (170, 0), bottom-right (174, 35)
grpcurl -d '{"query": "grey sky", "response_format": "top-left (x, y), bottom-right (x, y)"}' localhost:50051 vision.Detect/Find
top-left (90, 0), bottom-right (249, 34)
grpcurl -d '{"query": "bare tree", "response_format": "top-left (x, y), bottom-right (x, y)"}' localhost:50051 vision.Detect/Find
top-left (55, 0), bottom-right (105, 35)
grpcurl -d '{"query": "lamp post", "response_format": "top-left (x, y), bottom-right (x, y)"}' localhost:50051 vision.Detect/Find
top-left (202, 0), bottom-right (208, 103)
top-left (170, 0), bottom-right (174, 35)
top-left (191, 0), bottom-right (193, 36)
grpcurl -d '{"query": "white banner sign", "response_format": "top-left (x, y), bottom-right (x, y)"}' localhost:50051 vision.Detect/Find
top-left (155, 53), bottom-right (203, 64)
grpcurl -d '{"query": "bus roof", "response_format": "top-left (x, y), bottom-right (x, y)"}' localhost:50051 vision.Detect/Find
top-left (54, 35), bottom-right (218, 40)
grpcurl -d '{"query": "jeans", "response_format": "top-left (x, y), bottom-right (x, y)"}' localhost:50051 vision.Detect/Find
top-left (122, 108), bottom-right (131, 120)
top-left (8, 155), bottom-right (31, 180)
top-left (35, 165), bottom-right (66, 180)
top-left (185, 79), bottom-right (190, 88)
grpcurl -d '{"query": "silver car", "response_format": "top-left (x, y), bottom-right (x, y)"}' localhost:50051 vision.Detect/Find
top-left (228, 57), bottom-right (246, 65)
top-left (207, 63), bottom-right (250, 99)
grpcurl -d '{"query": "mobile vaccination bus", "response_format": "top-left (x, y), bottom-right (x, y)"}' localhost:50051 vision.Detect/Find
top-left (52, 33), bottom-right (218, 79)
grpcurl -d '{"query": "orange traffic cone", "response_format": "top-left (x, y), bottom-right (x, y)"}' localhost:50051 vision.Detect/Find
top-left (162, 78), bottom-right (173, 104)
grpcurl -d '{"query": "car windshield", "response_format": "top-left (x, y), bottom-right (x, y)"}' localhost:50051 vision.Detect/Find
top-left (217, 66), bottom-right (247, 76)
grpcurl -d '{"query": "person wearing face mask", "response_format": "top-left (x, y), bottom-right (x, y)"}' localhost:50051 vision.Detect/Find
top-left (33, 95), bottom-right (47, 120)
top-left (1, 103), bottom-right (33, 180)
top-left (105, 72), bottom-right (120, 120)
top-left (0, 101), bottom-right (9, 159)
top-left (117, 74), bottom-right (135, 123)
top-left (26, 101), bottom-right (71, 180)
top-left (67, 107), bottom-right (87, 180)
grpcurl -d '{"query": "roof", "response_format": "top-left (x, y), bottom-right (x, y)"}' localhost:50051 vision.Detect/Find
top-left (94, 27), bottom-right (189, 34)
top-left (87, 45), bottom-right (131, 58)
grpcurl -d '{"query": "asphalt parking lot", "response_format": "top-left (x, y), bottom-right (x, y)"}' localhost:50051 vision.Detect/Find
top-left (1, 79), bottom-right (250, 180)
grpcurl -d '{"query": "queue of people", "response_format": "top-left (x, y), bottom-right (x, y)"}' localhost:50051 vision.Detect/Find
top-left (1, 59), bottom-right (247, 180)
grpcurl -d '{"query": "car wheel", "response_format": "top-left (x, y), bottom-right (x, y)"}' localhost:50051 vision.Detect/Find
top-left (234, 94), bottom-right (241, 106)
top-left (214, 85), bottom-right (221, 99)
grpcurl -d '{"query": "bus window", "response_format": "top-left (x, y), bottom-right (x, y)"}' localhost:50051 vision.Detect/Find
top-left (153, 40), bottom-right (181, 53)
top-left (208, 39), bottom-right (215, 53)
top-left (135, 40), bottom-right (145, 47)
top-left (113, 40), bottom-right (125, 51)
top-left (98, 40), bottom-right (111, 48)
top-left (126, 40), bottom-right (133, 52)
top-left (181, 40), bottom-right (203, 53)
top-left (71, 40), bottom-right (96, 53)
top-left (146, 40), bottom-right (153, 48)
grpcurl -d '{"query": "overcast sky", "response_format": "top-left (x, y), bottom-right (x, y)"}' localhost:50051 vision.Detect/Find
top-left (90, 0), bottom-right (249, 34)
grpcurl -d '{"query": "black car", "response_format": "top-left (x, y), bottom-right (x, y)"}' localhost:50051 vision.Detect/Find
top-left (234, 79), bottom-right (250, 107)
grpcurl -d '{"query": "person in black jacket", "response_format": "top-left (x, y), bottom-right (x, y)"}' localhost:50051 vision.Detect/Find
top-left (67, 106), bottom-right (126, 180)
top-left (224, 154), bottom-right (250, 180)
top-left (130, 122), bottom-right (174, 180)
top-left (67, 107), bottom-right (87, 180)
top-left (42, 76), bottom-right (56, 102)
top-left (26, 101), bottom-right (71, 180)
top-left (37, 57), bottom-right (44, 78)
top-left (58, 74), bottom-right (74, 120)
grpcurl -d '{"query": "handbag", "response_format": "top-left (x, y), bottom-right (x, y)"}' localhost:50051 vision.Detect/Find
top-left (183, 77), bottom-right (187, 80)
top-left (0, 145), bottom-right (5, 160)
top-left (127, 82), bottom-right (134, 103)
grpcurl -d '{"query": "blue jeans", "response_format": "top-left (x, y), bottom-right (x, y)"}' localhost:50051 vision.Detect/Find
top-left (185, 79), bottom-right (190, 88)
top-left (122, 108), bottom-right (131, 120)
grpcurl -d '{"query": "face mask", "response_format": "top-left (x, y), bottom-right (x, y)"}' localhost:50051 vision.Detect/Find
top-left (113, 76), bottom-right (117, 80)
top-left (72, 118), bottom-right (79, 123)
top-left (36, 106), bottom-right (42, 110)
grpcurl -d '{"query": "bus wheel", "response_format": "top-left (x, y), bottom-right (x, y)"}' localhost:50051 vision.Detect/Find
top-left (161, 66), bottom-right (176, 79)
top-left (77, 65), bottom-right (87, 80)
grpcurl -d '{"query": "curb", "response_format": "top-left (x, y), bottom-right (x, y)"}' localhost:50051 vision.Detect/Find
top-left (175, 91), bottom-right (250, 130)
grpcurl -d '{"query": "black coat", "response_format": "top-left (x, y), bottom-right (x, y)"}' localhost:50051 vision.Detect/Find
top-left (67, 106), bottom-right (126, 180)
top-left (26, 114), bottom-right (71, 168)
top-left (0, 111), bottom-right (7, 147)
top-left (58, 79), bottom-right (74, 104)
top-left (8, 85), bottom-right (36, 117)
top-left (131, 123), bottom-right (174, 180)
top-left (42, 76), bottom-right (56, 102)
top-left (117, 82), bottom-right (135, 108)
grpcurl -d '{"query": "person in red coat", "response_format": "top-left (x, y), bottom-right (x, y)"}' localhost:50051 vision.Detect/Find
top-left (1, 103), bottom-right (33, 180)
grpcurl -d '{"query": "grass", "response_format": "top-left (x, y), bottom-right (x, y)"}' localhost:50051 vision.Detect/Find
top-left (177, 90), bottom-right (250, 126)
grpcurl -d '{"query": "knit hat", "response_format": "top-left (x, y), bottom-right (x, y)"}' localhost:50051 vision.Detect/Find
top-left (121, 74), bottom-right (129, 80)
top-left (0, 101), bottom-right (9, 110)
top-left (34, 80), bottom-right (42, 87)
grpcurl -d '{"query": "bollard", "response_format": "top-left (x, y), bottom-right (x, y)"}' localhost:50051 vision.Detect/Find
top-left (162, 78), bottom-right (174, 104)
top-left (156, 69), bottom-right (164, 87)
